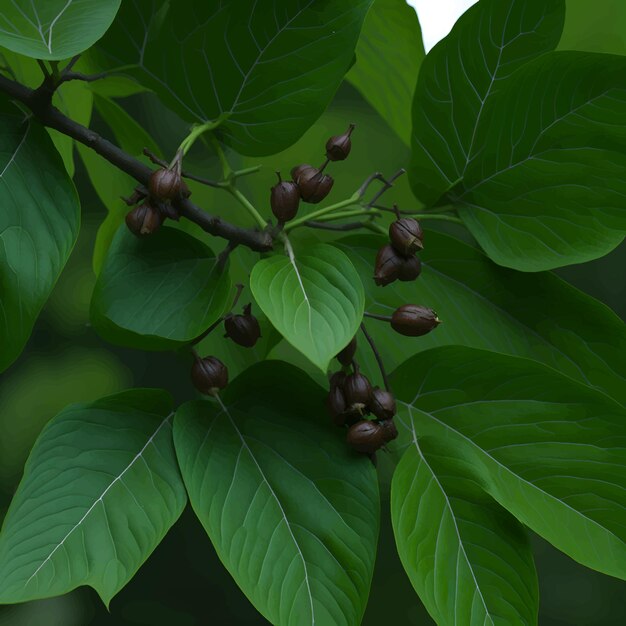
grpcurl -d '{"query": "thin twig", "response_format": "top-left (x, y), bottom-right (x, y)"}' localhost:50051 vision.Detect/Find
top-left (304, 220), bottom-right (368, 232)
top-left (363, 311), bottom-right (392, 322)
top-left (360, 322), bottom-right (390, 392)
top-left (143, 148), bottom-right (221, 188)
top-left (59, 71), bottom-right (108, 84)
top-left (217, 240), bottom-right (239, 271)
top-left (0, 73), bottom-right (273, 251)
top-left (191, 283), bottom-right (244, 345)
top-left (366, 169), bottom-right (406, 208)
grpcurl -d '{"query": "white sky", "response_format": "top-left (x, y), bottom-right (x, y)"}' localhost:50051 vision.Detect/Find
top-left (408, 0), bottom-right (479, 52)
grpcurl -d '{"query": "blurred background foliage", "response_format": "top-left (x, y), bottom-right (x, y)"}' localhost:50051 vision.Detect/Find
top-left (1, 0), bottom-right (625, 623)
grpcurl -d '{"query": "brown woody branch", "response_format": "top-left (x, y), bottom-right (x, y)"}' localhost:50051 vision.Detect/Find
top-left (0, 74), bottom-right (273, 252)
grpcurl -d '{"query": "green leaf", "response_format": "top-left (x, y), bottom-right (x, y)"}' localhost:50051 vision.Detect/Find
top-left (250, 244), bottom-right (364, 371)
top-left (0, 389), bottom-right (186, 606)
top-left (456, 51), bottom-right (626, 271)
top-left (391, 346), bottom-right (626, 580)
top-left (560, 0), bottom-right (626, 55)
top-left (91, 226), bottom-right (231, 350)
top-left (79, 94), bottom-right (161, 274)
top-left (337, 233), bottom-right (626, 405)
top-left (0, 100), bottom-right (80, 372)
top-left (0, 0), bottom-right (121, 60)
top-left (346, 0), bottom-right (425, 146)
top-left (410, 0), bottom-right (565, 205)
top-left (392, 436), bottom-right (538, 626)
top-left (95, 0), bottom-right (373, 155)
top-left (174, 361), bottom-right (379, 626)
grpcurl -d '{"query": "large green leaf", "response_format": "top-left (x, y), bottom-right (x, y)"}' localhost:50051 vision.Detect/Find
top-left (410, 0), bottom-right (565, 205)
top-left (392, 436), bottom-right (538, 625)
top-left (337, 233), bottom-right (626, 405)
top-left (456, 52), bottom-right (626, 271)
top-left (560, 0), bottom-right (626, 55)
top-left (174, 361), bottom-right (379, 626)
top-left (0, 0), bottom-right (121, 60)
top-left (0, 99), bottom-right (80, 372)
top-left (391, 346), bottom-right (626, 580)
top-left (346, 0), bottom-right (424, 146)
top-left (79, 94), bottom-right (162, 274)
top-left (95, 0), bottom-right (373, 155)
top-left (250, 244), bottom-right (364, 372)
top-left (0, 389), bottom-right (186, 606)
top-left (91, 226), bottom-right (231, 350)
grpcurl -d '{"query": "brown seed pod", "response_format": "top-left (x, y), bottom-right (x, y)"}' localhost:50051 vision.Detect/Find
top-left (326, 384), bottom-right (348, 423)
top-left (398, 255), bottom-right (422, 282)
top-left (343, 372), bottom-right (372, 412)
top-left (391, 305), bottom-right (441, 337)
top-left (346, 420), bottom-right (386, 453)
top-left (149, 168), bottom-right (181, 201)
top-left (291, 164), bottom-right (317, 183)
top-left (270, 172), bottom-right (300, 223)
top-left (125, 203), bottom-right (164, 237)
top-left (296, 167), bottom-right (334, 204)
top-left (191, 356), bottom-right (228, 396)
top-left (374, 244), bottom-right (403, 286)
top-left (336, 337), bottom-right (357, 366)
top-left (224, 304), bottom-right (261, 348)
top-left (369, 387), bottom-right (396, 421)
top-left (329, 370), bottom-right (347, 390)
top-left (326, 123), bottom-right (355, 161)
top-left (379, 419), bottom-right (399, 443)
top-left (389, 218), bottom-right (424, 255)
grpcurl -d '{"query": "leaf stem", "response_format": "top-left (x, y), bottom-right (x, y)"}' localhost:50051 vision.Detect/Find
top-left (360, 322), bottom-right (390, 391)
top-left (228, 186), bottom-right (268, 229)
top-left (284, 193), bottom-right (360, 231)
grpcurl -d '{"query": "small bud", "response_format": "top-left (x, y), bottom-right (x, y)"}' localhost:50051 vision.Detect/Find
top-left (369, 387), bottom-right (396, 421)
top-left (125, 203), bottom-right (163, 237)
top-left (374, 244), bottom-right (403, 286)
top-left (270, 172), bottom-right (300, 223)
top-left (343, 372), bottom-right (372, 413)
top-left (346, 420), bottom-right (386, 454)
top-left (398, 255), bottom-right (422, 282)
top-left (149, 168), bottom-right (181, 201)
top-left (336, 336), bottom-right (357, 366)
top-left (295, 166), bottom-right (334, 204)
top-left (329, 370), bottom-right (347, 390)
top-left (326, 385), bottom-right (347, 423)
top-left (191, 356), bottom-right (228, 395)
top-left (391, 305), bottom-right (441, 337)
top-left (326, 124), bottom-right (355, 161)
top-left (224, 304), bottom-right (261, 348)
top-left (379, 419), bottom-right (399, 443)
top-left (389, 218), bottom-right (424, 255)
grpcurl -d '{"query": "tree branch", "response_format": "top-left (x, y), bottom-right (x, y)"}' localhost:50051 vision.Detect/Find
top-left (0, 74), bottom-right (273, 252)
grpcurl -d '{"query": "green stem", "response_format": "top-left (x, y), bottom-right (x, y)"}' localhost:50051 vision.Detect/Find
top-left (363, 222), bottom-right (387, 235)
top-left (284, 192), bottom-right (360, 231)
top-left (178, 118), bottom-right (225, 156)
top-left (229, 186), bottom-right (268, 229)
top-left (312, 208), bottom-right (382, 223)
top-left (409, 213), bottom-right (464, 224)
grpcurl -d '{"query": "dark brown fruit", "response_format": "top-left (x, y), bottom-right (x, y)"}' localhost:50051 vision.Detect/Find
top-left (347, 420), bottom-right (385, 453)
top-left (379, 419), bottom-right (398, 443)
top-left (336, 337), bottom-right (357, 366)
top-left (329, 370), bottom-right (347, 390)
top-left (326, 385), bottom-right (347, 423)
top-left (326, 123), bottom-right (355, 161)
top-left (374, 244), bottom-right (403, 286)
top-left (291, 164), bottom-right (317, 182)
top-left (391, 305), bottom-right (441, 337)
top-left (296, 167), bottom-right (334, 204)
top-left (125, 203), bottom-right (163, 237)
top-left (343, 372), bottom-right (372, 412)
top-left (369, 387), bottom-right (396, 421)
top-left (270, 172), bottom-right (300, 223)
top-left (149, 168), bottom-right (181, 201)
top-left (191, 356), bottom-right (228, 395)
top-left (398, 255), bottom-right (422, 282)
top-left (224, 304), bottom-right (261, 348)
top-left (389, 218), bottom-right (424, 255)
